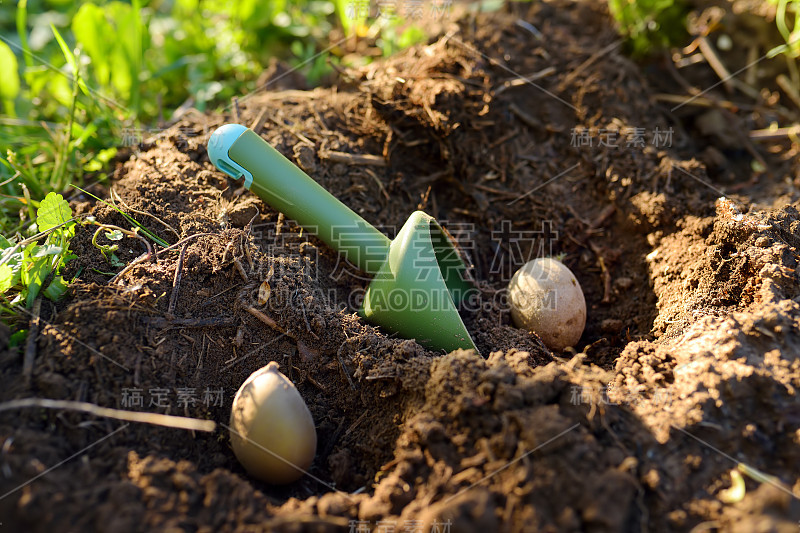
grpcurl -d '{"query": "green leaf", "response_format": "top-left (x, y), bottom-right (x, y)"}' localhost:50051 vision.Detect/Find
top-left (9, 329), bottom-right (27, 348)
top-left (108, 252), bottom-right (124, 268)
top-left (84, 147), bottom-right (117, 172)
top-left (107, 2), bottom-right (140, 99)
top-left (44, 275), bottom-right (68, 301)
top-left (398, 26), bottom-right (427, 49)
top-left (0, 264), bottom-right (14, 294)
top-left (31, 244), bottom-right (64, 258)
top-left (36, 192), bottom-right (73, 232)
top-left (72, 3), bottom-right (111, 86)
top-left (17, 0), bottom-right (33, 70)
top-left (51, 23), bottom-right (77, 74)
top-left (104, 229), bottom-right (124, 241)
top-left (51, 24), bottom-right (90, 96)
top-left (0, 41), bottom-right (20, 112)
top-left (2, 251), bottom-right (24, 271)
top-left (23, 256), bottom-right (51, 307)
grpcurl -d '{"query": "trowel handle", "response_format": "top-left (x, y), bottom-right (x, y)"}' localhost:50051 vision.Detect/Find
top-left (208, 124), bottom-right (391, 274)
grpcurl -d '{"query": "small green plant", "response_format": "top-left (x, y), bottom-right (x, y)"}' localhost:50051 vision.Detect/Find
top-left (770, 0), bottom-right (800, 57)
top-left (608, 0), bottom-right (691, 56)
top-left (0, 192), bottom-right (75, 310)
top-left (73, 186), bottom-right (169, 248)
top-left (91, 226), bottom-right (125, 267)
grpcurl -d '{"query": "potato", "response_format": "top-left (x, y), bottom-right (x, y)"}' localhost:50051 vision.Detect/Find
top-left (229, 362), bottom-right (317, 484)
top-left (508, 258), bottom-right (586, 351)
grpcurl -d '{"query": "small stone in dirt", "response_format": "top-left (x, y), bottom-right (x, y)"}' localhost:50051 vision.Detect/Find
top-left (228, 200), bottom-right (260, 227)
top-left (508, 258), bottom-right (586, 351)
top-left (601, 319), bottom-right (624, 333)
top-left (754, 236), bottom-right (771, 248)
top-left (293, 144), bottom-right (317, 174)
top-left (35, 372), bottom-right (71, 398)
top-left (613, 277), bottom-right (634, 291)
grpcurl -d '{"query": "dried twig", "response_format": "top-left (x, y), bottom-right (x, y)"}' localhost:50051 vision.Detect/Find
top-left (494, 67), bottom-right (555, 95)
top-left (223, 342), bottom-right (273, 371)
top-left (509, 103), bottom-right (542, 129)
top-left (297, 293), bottom-right (320, 340)
top-left (321, 150), bottom-right (387, 166)
top-left (167, 241), bottom-right (191, 316)
top-left (0, 398), bottom-right (216, 432)
top-left (232, 96), bottom-right (241, 123)
top-left (652, 93), bottom-right (738, 111)
top-left (245, 306), bottom-right (284, 333)
top-left (749, 124), bottom-right (800, 141)
top-left (489, 128), bottom-right (520, 148)
top-left (304, 371), bottom-right (326, 391)
top-left (249, 108), bottom-right (270, 134)
top-left (337, 354), bottom-right (357, 390)
top-left (697, 36), bottom-right (734, 94)
top-left (345, 411), bottom-right (369, 437)
top-left (110, 232), bottom-right (215, 284)
top-left (363, 168), bottom-right (390, 201)
top-left (697, 36), bottom-right (760, 100)
top-left (336, 343), bottom-right (357, 391)
top-left (558, 41), bottom-right (621, 91)
top-left (589, 241), bottom-right (612, 304)
top-left (233, 258), bottom-right (249, 281)
top-left (776, 74), bottom-right (800, 110)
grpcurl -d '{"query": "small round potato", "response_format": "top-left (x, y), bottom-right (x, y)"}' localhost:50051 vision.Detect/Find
top-left (508, 258), bottom-right (586, 351)
top-left (229, 361), bottom-right (317, 484)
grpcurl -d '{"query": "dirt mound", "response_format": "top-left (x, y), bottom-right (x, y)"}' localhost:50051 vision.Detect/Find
top-left (1, 2), bottom-right (799, 532)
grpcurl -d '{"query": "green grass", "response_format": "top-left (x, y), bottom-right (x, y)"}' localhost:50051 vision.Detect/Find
top-left (0, 1), bottom-right (428, 231)
top-left (0, 0), bottom-right (340, 239)
top-left (609, 0), bottom-right (800, 62)
top-left (0, 0), bottom-right (427, 324)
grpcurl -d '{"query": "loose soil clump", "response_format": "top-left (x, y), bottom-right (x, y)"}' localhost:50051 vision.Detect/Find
top-left (1, 2), bottom-right (799, 532)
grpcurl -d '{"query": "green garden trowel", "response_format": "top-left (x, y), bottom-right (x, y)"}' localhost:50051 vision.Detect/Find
top-left (208, 124), bottom-right (477, 353)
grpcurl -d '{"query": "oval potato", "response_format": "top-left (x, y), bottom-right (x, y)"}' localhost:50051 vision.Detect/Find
top-left (508, 258), bottom-right (586, 351)
top-left (229, 361), bottom-right (317, 484)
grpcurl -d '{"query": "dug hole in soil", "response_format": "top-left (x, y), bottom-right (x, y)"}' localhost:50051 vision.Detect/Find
top-left (2, 2), bottom-right (800, 531)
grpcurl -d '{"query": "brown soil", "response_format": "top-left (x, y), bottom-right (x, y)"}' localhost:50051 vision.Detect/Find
top-left (2, 2), bottom-right (799, 532)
